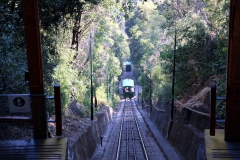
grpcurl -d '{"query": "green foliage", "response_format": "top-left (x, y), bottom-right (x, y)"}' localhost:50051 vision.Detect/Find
top-left (0, 0), bottom-right (230, 120)
top-left (0, 0), bottom-right (130, 119)
top-left (125, 0), bottom-right (229, 104)
top-left (0, 4), bottom-right (28, 94)
top-left (151, 65), bottom-right (172, 101)
top-left (96, 85), bottom-right (107, 103)
top-left (42, 0), bottom-right (130, 114)
top-left (92, 15), bottom-right (129, 108)
top-left (126, 1), bottom-right (170, 102)
top-left (129, 25), bottom-right (142, 39)
top-left (52, 48), bottom-right (76, 109)
top-left (156, 0), bottom-right (229, 100)
top-left (126, 1), bottom-right (164, 66)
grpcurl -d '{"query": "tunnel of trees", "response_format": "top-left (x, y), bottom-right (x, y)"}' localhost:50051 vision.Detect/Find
top-left (0, 0), bottom-right (229, 118)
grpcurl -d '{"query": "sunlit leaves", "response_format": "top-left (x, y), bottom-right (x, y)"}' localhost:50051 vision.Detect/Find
top-left (129, 25), bottom-right (142, 39)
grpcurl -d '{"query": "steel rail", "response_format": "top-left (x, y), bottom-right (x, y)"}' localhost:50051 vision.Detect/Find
top-left (104, 102), bottom-right (125, 160)
top-left (116, 99), bottom-right (126, 160)
top-left (131, 100), bottom-right (149, 160)
top-left (130, 104), bottom-right (137, 160)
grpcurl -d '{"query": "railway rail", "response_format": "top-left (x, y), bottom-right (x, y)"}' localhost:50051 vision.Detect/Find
top-left (93, 99), bottom-right (165, 160)
top-left (116, 100), bottom-right (149, 160)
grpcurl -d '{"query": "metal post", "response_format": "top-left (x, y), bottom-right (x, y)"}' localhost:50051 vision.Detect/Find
top-left (210, 84), bottom-right (216, 136)
top-left (54, 84), bottom-right (62, 136)
top-left (149, 80), bottom-right (152, 113)
top-left (101, 136), bottom-right (103, 146)
top-left (25, 71), bottom-right (29, 82)
top-left (107, 70), bottom-right (109, 102)
top-left (95, 95), bottom-right (98, 108)
top-left (171, 29), bottom-right (177, 121)
top-left (109, 74), bottom-right (112, 102)
top-left (138, 84), bottom-right (139, 103)
top-left (142, 68), bottom-right (144, 109)
top-left (136, 68), bottom-right (139, 103)
top-left (90, 32), bottom-right (93, 121)
top-left (168, 28), bottom-right (177, 139)
top-left (112, 77), bottom-right (114, 102)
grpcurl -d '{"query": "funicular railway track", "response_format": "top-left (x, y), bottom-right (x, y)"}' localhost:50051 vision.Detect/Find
top-left (116, 100), bottom-right (149, 160)
top-left (96, 99), bottom-right (165, 160)
top-left (92, 66), bottom-right (165, 160)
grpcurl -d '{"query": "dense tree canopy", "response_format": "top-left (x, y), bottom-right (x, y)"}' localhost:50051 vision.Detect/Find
top-left (0, 0), bottom-right (230, 116)
top-left (125, 0), bottom-right (229, 105)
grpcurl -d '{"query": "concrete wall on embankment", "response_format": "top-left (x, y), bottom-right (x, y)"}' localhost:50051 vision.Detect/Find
top-left (67, 106), bottom-right (114, 160)
top-left (150, 100), bottom-right (210, 160)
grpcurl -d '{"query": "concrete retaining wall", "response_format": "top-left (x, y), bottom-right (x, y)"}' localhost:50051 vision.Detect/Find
top-left (67, 106), bottom-right (114, 160)
top-left (150, 104), bottom-right (209, 160)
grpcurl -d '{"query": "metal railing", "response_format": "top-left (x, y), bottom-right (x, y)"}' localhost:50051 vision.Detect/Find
top-left (0, 84), bottom-right (62, 136)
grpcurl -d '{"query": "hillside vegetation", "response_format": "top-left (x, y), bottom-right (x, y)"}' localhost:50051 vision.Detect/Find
top-left (0, 0), bottom-right (229, 118)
